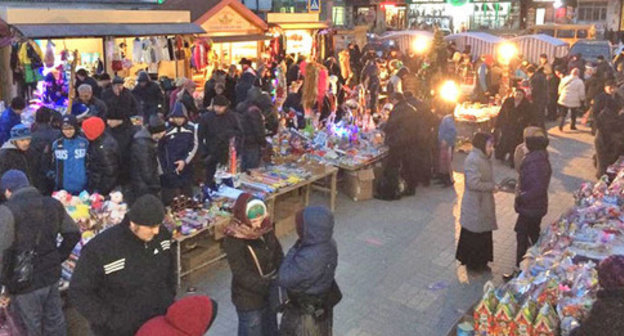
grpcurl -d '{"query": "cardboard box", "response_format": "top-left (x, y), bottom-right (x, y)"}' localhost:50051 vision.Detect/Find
top-left (341, 168), bottom-right (375, 201)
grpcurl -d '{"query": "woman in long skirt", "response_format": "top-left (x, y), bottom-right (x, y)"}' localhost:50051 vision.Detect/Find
top-left (456, 132), bottom-right (498, 271)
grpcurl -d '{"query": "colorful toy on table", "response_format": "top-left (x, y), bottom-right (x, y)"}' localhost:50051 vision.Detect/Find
top-left (474, 282), bottom-right (499, 335)
top-left (103, 190), bottom-right (127, 225)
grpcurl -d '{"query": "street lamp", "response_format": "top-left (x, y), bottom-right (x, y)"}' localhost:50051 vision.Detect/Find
top-left (497, 42), bottom-right (517, 97)
top-left (440, 80), bottom-right (460, 103)
top-left (412, 36), bottom-right (430, 55)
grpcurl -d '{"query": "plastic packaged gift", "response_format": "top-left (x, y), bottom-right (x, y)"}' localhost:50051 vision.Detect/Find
top-left (511, 299), bottom-right (537, 336)
top-left (474, 282), bottom-right (499, 335)
top-left (493, 291), bottom-right (519, 335)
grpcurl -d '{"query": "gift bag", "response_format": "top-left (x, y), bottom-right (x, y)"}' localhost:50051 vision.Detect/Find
top-left (0, 307), bottom-right (26, 336)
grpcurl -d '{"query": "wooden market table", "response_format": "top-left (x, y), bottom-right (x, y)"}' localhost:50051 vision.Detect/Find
top-left (173, 163), bottom-right (339, 287)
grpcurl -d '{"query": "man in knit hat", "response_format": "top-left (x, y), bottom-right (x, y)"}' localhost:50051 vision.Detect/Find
top-left (198, 95), bottom-right (242, 188)
top-left (69, 194), bottom-right (176, 336)
top-left (0, 124), bottom-right (34, 185)
top-left (104, 104), bottom-right (139, 188)
top-left (128, 115), bottom-right (166, 204)
top-left (132, 71), bottom-right (163, 119)
top-left (0, 169), bottom-right (80, 336)
top-left (159, 102), bottom-right (198, 205)
top-left (102, 76), bottom-right (140, 119)
top-left (82, 116), bottom-right (120, 195)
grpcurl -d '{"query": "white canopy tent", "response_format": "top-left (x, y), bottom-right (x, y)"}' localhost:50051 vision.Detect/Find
top-left (378, 30), bottom-right (433, 54)
top-left (511, 34), bottom-right (569, 64)
top-left (444, 32), bottom-right (505, 60)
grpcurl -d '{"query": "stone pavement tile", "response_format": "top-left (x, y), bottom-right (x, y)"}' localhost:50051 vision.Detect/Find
top-left (183, 122), bottom-right (598, 336)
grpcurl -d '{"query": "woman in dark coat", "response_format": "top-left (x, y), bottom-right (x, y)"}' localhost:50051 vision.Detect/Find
top-left (571, 255), bottom-right (624, 336)
top-left (595, 106), bottom-right (624, 178)
top-left (495, 88), bottom-right (531, 167)
top-left (506, 131), bottom-right (551, 279)
top-left (456, 133), bottom-right (498, 271)
top-left (223, 193), bottom-right (283, 336)
top-left (279, 206), bottom-right (339, 336)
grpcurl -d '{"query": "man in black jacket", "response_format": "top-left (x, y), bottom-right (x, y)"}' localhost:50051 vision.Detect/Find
top-left (103, 76), bottom-right (140, 120)
top-left (77, 84), bottom-right (108, 121)
top-left (27, 107), bottom-right (61, 195)
top-left (129, 115), bottom-right (166, 205)
top-left (104, 105), bottom-right (139, 189)
top-left (82, 117), bottom-right (120, 195)
top-left (377, 93), bottom-right (420, 199)
top-left (527, 65), bottom-right (547, 129)
top-left (198, 95), bottom-right (242, 188)
top-left (0, 170), bottom-right (80, 336)
top-left (591, 80), bottom-right (620, 135)
top-left (76, 69), bottom-right (101, 99)
top-left (132, 71), bottom-right (163, 119)
top-left (69, 194), bottom-right (176, 336)
top-left (241, 104), bottom-right (267, 171)
top-left (0, 124), bottom-right (34, 184)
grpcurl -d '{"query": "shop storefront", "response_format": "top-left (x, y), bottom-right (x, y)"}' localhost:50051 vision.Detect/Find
top-left (0, 6), bottom-right (203, 107)
top-left (267, 13), bottom-right (329, 60)
top-left (407, 0), bottom-right (518, 31)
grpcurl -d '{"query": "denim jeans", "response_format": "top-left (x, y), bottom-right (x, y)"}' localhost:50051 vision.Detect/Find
top-left (237, 306), bottom-right (278, 336)
top-left (12, 284), bottom-right (66, 336)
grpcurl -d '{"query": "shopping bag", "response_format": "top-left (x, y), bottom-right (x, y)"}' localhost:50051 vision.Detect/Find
top-left (0, 307), bottom-right (26, 336)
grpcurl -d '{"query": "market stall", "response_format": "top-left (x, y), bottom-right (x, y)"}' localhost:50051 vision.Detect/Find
top-left (266, 13), bottom-right (330, 61)
top-left (444, 32), bottom-right (505, 60)
top-left (2, 7), bottom-right (204, 112)
top-left (378, 30), bottom-right (434, 56)
top-left (162, 0), bottom-right (271, 85)
top-left (510, 34), bottom-right (569, 65)
top-left (453, 101), bottom-right (501, 144)
top-left (467, 158), bottom-right (624, 336)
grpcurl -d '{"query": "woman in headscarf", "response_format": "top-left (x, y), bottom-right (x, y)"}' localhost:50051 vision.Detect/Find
top-left (279, 206), bottom-right (340, 336)
top-left (570, 255), bottom-right (624, 336)
top-left (456, 132), bottom-right (498, 272)
top-left (223, 193), bottom-right (283, 336)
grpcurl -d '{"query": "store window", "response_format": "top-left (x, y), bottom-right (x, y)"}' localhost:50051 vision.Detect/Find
top-left (273, 0), bottom-right (308, 13)
top-left (577, 1), bottom-right (607, 22)
top-left (333, 6), bottom-right (345, 26)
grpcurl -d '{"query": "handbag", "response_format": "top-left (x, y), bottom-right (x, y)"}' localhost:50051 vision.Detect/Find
top-left (0, 307), bottom-right (26, 336)
top-left (1, 230), bottom-right (41, 293)
top-left (246, 245), bottom-right (287, 312)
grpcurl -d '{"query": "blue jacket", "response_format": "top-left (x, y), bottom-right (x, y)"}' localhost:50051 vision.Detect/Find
top-left (438, 114), bottom-right (457, 145)
top-left (52, 136), bottom-right (89, 195)
top-left (0, 108), bottom-right (21, 146)
top-left (158, 121), bottom-right (198, 188)
top-left (279, 206), bottom-right (338, 295)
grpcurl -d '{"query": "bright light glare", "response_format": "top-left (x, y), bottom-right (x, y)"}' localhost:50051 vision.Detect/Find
top-left (412, 36), bottom-right (430, 54)
top-left (440, 80), bottom-right (460, 103)
top-left (553, 0), bottom-right (563, 8)
top-left (498, 43), bottom-right (517, 64)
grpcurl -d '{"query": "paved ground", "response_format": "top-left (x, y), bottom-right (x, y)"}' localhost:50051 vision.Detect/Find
top-left (182, 122), bottom-right (598, 336)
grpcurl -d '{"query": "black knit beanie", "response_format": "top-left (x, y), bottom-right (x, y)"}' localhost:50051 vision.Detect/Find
top-left (128, 194), bottom-right (165, 226)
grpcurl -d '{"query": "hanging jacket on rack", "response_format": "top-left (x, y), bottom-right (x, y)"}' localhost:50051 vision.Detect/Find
top-left (133, 38), bottom-right (143, 63)
top-left (158, 37), bottom-right (171, 62)
top-left (192, 40), bottom-right (206, 71)
top-left (44, 40), bottom-right (55, 68)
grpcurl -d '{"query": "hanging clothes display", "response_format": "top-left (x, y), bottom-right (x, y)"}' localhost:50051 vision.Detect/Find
top-left (44, 40), bottom-right (55, 68)
top-left (18, 41), bottom-right (44, 84)
top-left (158, 37), bottom-right (171, 62)
top-left (192, 39), bottom-right (207, 71)
top-left (133, 38), bottom-right (143, 63)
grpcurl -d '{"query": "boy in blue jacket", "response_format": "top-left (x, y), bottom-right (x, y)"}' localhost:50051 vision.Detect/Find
top-left (52, 115), bottom-right (89, 194)
top-left (159, 102), bottom-right (198, 205)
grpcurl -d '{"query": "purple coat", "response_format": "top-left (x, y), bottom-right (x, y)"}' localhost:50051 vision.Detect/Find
top-left (515, 147), bottom-right (551, 218)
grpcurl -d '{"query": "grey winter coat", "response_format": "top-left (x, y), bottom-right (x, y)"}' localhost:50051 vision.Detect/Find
top-left (460, 148), bottom-right (498, 233)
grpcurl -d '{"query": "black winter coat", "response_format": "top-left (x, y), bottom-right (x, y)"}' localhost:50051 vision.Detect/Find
top-left (225, 75), bottom-right (237, 103)
top-left (236, 72), bottom-right (257, 106)
top-left (28, 123), bottom-right (61, 194)
top-left (129, 128), bottom-right (161, 203)
top-left (0, 142), bottom-right (34, 185)
top-left (570, 289), bottom-right (624, 336)
top-left (592, 92), bottom-right (620, 118)
top-left (86, 132), bottom-right (120, 195)
top-left (132, 81), bottom-right (163, 118)
top-left (202, 79), bottom-right (218, 108)
top-left (69, 218), bottom-right (175, 336)
top-left (198, 109), bottom-right (243, 163)
top-left (384, 100), bottom-right (419, 149)
top-left (514, 143), bottom-right (551, 219)
top-left (223, 231), bottom-right (283, 311)
top-left (242, 106), bottom-right (267, 149)
top-left (3, 187), bottom-right (80, 294)
top-left (103, 88), bottom-right (140, 120)
top-left (496, 97), bottom-right (532, 155)
top-left (178, 90), bottom-right (199, 120)
top-left (106, 123), bottom-right (139, 187)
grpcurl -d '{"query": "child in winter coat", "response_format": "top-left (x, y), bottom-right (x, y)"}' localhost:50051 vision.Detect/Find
top-left (52, 115), bottom-right (89, 195)
top-left (437, 114), bottom-right (456, 187)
